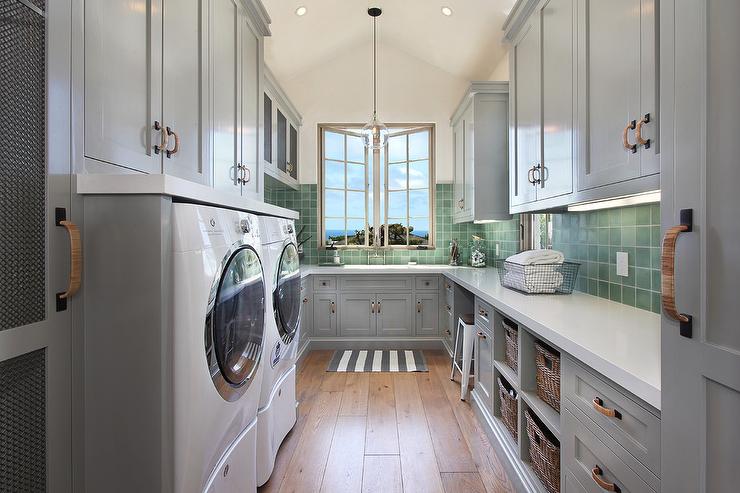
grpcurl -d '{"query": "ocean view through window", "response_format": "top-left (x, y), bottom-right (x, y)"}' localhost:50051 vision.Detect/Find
top-left (319, 124), bottom-right (435, 248)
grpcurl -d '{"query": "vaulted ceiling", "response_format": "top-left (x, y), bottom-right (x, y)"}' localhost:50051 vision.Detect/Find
top-left (262, 0), bottom-right (515, 83)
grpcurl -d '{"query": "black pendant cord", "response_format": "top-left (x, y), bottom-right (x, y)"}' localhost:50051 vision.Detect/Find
top-left (373, 15), bottom-right (377, 117)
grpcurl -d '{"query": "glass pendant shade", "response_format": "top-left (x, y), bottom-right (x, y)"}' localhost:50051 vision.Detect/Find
top-left (362, 114), bottom-right (389, 150)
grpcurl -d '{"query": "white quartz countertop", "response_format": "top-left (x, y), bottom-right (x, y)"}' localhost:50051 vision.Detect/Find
top-left (301, 264), bottom-right (661, 409)
top-left (75, 174), bottom-right (299, 220)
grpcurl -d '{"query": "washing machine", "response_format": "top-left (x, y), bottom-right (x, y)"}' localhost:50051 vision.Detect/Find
top-left (172, 203), bottom-right (267, 492)
top-left (255, 216), bottom-right (301, 486)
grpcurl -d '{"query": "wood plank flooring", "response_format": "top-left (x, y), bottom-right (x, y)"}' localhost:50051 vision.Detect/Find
top-left (258, 350), bottom-right (515, 493)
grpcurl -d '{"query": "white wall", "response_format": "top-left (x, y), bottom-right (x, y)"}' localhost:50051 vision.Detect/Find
top-left (487, 51), bottom-right (510, 81)
top-left (279, 41), bottom-right (470, 184)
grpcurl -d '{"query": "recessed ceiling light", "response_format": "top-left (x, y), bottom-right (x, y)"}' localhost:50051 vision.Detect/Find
top-left (295, 6), bottom-right (307, 16)
top-left (441, 6), bottom-right (453, 16)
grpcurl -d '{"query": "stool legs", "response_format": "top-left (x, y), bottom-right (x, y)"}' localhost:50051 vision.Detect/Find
top-left (460, 323), bottom-right (475, 401)
top-left (450, 319), bottom-right (462, 380)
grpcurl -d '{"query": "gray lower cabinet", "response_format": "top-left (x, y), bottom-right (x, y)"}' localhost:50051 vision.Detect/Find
top-left (376, 294), bottom-right (414, 337)
top-left (563, 356), bottom-right (660, 478)
top-left (339, 293), bottom-right (376, 337)
top-left (474, 323), bottom-right (494, 410)
top-left (563, 405), bottom-right (656, 493)
top-left (312, 293), bottom-right (337, 337)
top-left (415, 293), bottom-right (439, 336)
top-left (299, 279), bottom-right (312, 345)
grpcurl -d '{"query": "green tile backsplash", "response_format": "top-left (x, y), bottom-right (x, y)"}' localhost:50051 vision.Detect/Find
top-left (551, 203), bottom-right (662, 313)
top-left (264, 175), bottom-right (660, 314)
top-left (264, 181), bottom-right (520, 266)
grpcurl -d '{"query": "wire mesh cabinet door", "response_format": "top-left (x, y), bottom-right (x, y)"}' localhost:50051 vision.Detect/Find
top-left (0, 0), bottom-right (73, 490)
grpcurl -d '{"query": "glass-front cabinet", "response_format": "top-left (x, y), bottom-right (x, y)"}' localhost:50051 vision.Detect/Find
top-left (263, 67), bottom-right (301, 189)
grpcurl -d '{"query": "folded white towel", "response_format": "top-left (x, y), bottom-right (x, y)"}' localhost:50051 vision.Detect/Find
top-left (506, 249), bottom-right (564, 265)
top-left (503, 271), bottom-right (564, 294)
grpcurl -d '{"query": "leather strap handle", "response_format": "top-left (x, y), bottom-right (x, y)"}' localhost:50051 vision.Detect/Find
top-left (165, 126), bottom-right (180, 158)
top-left (476, 331), bottom-right (486, 339)
top-left (591, 466), bottom-right (620, 492)
top-left (635, 113), bottom-right (651, 149)
top-left (592, 397), bottom-right (622, 419)
top-left (661, 209), bottom-right (693, 338)
top-left (622, 120), bottom-right (637, 153)
top-left (55, 210), bottom-right (82, 311)
top-left (153, 121), bottom-right (168, 154)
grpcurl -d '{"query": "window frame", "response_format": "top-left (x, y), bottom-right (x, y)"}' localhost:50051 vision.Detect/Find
top-left (318, 123), bottom-right (436, 250)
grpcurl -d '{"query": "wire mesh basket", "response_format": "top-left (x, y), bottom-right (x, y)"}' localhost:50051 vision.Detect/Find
top-left (496, 259), bottom-right (580, 294)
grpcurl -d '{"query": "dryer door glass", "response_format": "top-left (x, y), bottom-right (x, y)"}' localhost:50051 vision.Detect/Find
top-left (274, 242), bottom-right (300, 341)
top-left (213, 246), bottom-right (265, 386)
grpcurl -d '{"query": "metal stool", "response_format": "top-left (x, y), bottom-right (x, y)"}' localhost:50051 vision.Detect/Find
top-left (450, 313), bottom-right (475, 400)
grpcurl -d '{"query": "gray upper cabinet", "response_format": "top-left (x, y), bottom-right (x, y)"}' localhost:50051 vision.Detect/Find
top-left (509, 18), bottom-right (540, 209)
top-left (162, 0), bottom-right (210, 184)
top-left (576, 0), bottom-right (659, 194)
top-left (83, 0), bottom-right (163, 174)
top-left (211, 0), bottom-right (241, 196)
top-left (78, 0), bottom-right (269, 194)
top-left (505, 0), bottom-right (658, 212)
top-left (450, 82), bottom-right (511, 223)
top-left (508, 0), bottom-right (575, 211)
top-left (263, 67), bottom-right (301, 189)
top-left (239, 11), bottom-right (263, 196)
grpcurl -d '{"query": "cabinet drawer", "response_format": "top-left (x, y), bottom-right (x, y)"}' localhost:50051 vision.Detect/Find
top-left (339, 276), bottom-right (412, 292)
top-left (415, 276), bottom-right (439, 291)
top-left (474, 297), bottom-right (493, 329)
top-left (313, 276), bottom-right (337, 291)
top-left (563, 356), bottom-right (660, 477)
top-left (563, 406), bottom-right (656, 493)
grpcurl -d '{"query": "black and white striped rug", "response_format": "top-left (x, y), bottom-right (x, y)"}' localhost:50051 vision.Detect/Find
top-left (326, 349), bottom-right (428, 372)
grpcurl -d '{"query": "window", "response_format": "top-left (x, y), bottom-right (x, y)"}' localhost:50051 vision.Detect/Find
top-left (319, 124), bottom-right (435, 248)
top-left (525, 213), bottom-right (553, 250)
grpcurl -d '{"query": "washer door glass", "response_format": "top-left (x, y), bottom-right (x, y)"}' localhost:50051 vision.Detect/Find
top-left (213, 246), bottom-right (265, 386)
top-left (274, 242), bottom-right (300, 341)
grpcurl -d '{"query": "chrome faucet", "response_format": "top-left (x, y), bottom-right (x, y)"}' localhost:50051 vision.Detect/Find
top-left (368, 229), bottom-right (386, 264)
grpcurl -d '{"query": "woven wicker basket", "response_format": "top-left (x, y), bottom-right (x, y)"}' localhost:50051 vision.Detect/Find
top-left (503, 320), bottom-right (518, 373)
top-left (535, 341), bottom-right (560, 412)
top-left (497, 377), bottom-right (518, 441)
top-left (525, 410), bottom-right (560, 493)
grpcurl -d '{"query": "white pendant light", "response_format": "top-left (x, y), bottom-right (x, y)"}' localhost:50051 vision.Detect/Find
top-left (362, 7), bottom-right (389, 150)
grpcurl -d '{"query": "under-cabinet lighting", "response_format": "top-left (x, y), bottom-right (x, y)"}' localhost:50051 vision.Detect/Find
top-left (473, 220), bottom-right (499, 224)
top-left (441, 6), bottom-right (453, 16)
top-left (567, 191), bottom-right (661, 212)
top-left (295, 6), bottom-right (307, 16)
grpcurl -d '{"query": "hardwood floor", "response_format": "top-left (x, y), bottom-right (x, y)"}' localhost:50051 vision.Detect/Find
top-left (258, 350), bottom-right (515, 493)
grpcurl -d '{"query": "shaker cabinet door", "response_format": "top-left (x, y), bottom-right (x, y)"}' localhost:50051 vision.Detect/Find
top-left (537, 0), bottom-right (575, 201)
top-left (240, 15), bottom-right (261, 196)
top-left (376, 294), bottom-right (414, 337)
top-left (576, 0), bottom-right (645, 190)
top-left (339, 293), bottom-right (376, 337)
top-left (509, 19), bottom-right (540, 207)
top-left (84, 0), bottom-right (162, 173)
top-left (211, 0), bottom-right (241, 195)
top-left (162, 0), bottom-right (210, 184)
top-left (415, 293), bottom-right (439, 337)
top-left (313, 293), bottom-right (337, 337)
